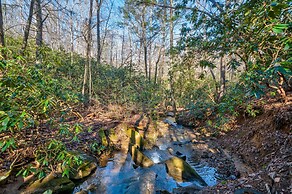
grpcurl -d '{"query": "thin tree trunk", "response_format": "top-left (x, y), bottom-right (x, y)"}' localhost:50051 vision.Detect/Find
top-left (219, 56), bottom-right (226, 100)
top-left (142, 6), bottom-right (148, 78)
top-left (154, 46), bottom-right (162, 84)
top-left (121, 29), bottom-right (125, 66)
top-left (138, 40), bottom-right (141, 66)
top-left (35, 0), bottom-right (43, 63)
top-left (22, 0), bottom-right (35, 53)
top-left (169, 0), bottom-right (174, 51)
top-left (169, 0), bottom-right (176, 113)
top-left (129, 30), bottom-right (133, 78)
top-left (110, 33), bottom-right (114, 65)
top-left (82, 0), bottom-right (94, 104)
top-left (115, 46), bottom-right (118, 67)
top-left (70, 10), bottom-right (74, 66)
top-left (148, 45), bottom-right (152, 81)
top-left (96, 0), bottom-right (102, 64)
top-left (159, 0), bottom-right (167, 83)
top-left (101, 1), bottom-right (113, 59)
top-left (0, 0), bottom-right (5, 51)
top-left (144, 43), bottom-right (148, 78)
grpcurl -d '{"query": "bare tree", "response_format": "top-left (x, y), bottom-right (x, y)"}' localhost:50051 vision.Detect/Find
top-left (22, 0), bottom-right (35, 53)
top-left (36, 0), bottom-right (43, 63)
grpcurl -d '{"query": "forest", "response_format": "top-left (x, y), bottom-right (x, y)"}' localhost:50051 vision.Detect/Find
top-left (0, 0), bottom-right (291, 193)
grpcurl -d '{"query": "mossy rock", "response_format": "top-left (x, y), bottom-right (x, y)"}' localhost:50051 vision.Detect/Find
top-left (70, 161), bottom-right (97, 180)
top-left (98, 130), bottom-right (108, 147)
top-left (21, 173), bottom-right (74, 194)
top-left (126, 128), bottom-right (145, 149)
top-left (165, 157), bottom-right (207, 186)
top-left (58, 152), bottom-right (97, 180)
top-left (108, 128), bottom-right (118, 143)
top-left (130, 146), bottom-right (154, 168)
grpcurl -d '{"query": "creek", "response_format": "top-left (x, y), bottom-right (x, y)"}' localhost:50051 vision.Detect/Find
top-left (73, 117), bottom-right (218, 194)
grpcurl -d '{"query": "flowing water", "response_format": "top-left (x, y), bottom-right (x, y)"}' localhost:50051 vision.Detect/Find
top-left (73, 118), bottom-right (218, 194)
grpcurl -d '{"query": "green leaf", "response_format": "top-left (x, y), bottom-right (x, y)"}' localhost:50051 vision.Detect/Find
top-left (43, 190), bottom-right (53, 194)
top-left (273, 24), bottom-right (289, 33)
top-left (62, 168), bottom-right (70, 178)
top-left (272, 28), bottom-right (283, 33)
top-left (1, 117), bottom-right (10, 132)
top-left (284, 44), bottom-right (290, 51)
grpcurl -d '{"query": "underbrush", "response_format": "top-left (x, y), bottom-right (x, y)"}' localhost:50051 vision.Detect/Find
top-left (0, 42), bottom-right (165, 179)
top-left (174, 66), bottom-right (292, 133)
top-left (0, 49), bottom-right (87, 178)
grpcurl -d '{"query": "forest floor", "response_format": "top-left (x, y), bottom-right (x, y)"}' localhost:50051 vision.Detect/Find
top-left (0, 96), bottom-right (291, 194)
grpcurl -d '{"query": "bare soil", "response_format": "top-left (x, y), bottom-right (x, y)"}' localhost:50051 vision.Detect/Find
top-left (201, 97), bottom-right (292, 194)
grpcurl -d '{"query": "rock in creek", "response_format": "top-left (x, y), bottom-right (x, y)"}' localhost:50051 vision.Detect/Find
top-left (165, 157), bottom-right (207, 186)
top-left (21, 173), bottom-right (75, 194)
top-left (130, 146), bottom-right (154, 168)
top-left (75, 184), bottom-right (97, 194)
top-left (124, 170), bottom-right (156, 194)
top-left (126, 128), bottom-right (145, 149)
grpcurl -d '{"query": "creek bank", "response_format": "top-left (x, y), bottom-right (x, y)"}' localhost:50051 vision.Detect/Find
top-left (0, 151), bottom-right (98, 194)
top-left (199, 98), bottom-right (292, 193)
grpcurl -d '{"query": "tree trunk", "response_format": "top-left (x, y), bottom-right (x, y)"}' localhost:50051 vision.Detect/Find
top-left (154, 46), bottom-right (162, 84)
top-left (121, 29), bottom-right (125, 66)
top-left (0, 0), bottom-right (5, 48)
top-left (101, 1), bottom-right (113, 60)
top-left (110, 33), bottom-right (114, 65)
top-left (35, 0), bottom-right (43, 63)
top-left (70, 10), bottom-right (74, 66)
top-left (169, 0), bottom-right (176, 113)
top-left (141, 6), bottom-right (148, 78)
top-left (22, 0), bottom-right (35, 53)
top-left (96, 0), bottom-right (102, 64)
top-left (129, 30), bottom-right (133, 77)
top-left (169, 0), bottom-right (174, 51)
top-left (159, 0), bottom-right (167, 83)
top-left (219, 56), bottom-right (226, 100)
top-left (82, 0), bottom-right (94, 104)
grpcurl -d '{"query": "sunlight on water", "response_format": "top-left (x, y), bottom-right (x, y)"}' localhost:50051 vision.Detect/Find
top-left (150, 152), bottom-right (161, 163)
top-left (194, 164), bottom-right (217, 186)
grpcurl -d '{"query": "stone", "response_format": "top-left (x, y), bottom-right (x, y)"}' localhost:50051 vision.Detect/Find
top-left (124, 170), bottom-right (156, 194)
top-left (130, 146), bottom-right (154, 168)
top-left (126, 128), bottom-right (145, 149)
top-left (76, 184), bottom-right (97, 194)
top-left (164, 117), bottom-right (178, 127)
top-left (274, 177), bottom-right (280, 183)
top-left (57, 152), bottom-right (97, 180)
top-left (164, 157), bottom-right (207, 186)
top-left (21, 172), bottom-right (75, 194)
top-left (70, 161), bottom-right (97, 180)
top-left (99, 129), bottom-right (108, 147)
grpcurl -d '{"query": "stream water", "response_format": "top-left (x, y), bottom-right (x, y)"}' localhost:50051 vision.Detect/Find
top-left (73, 118), bottom-right (218, 194)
